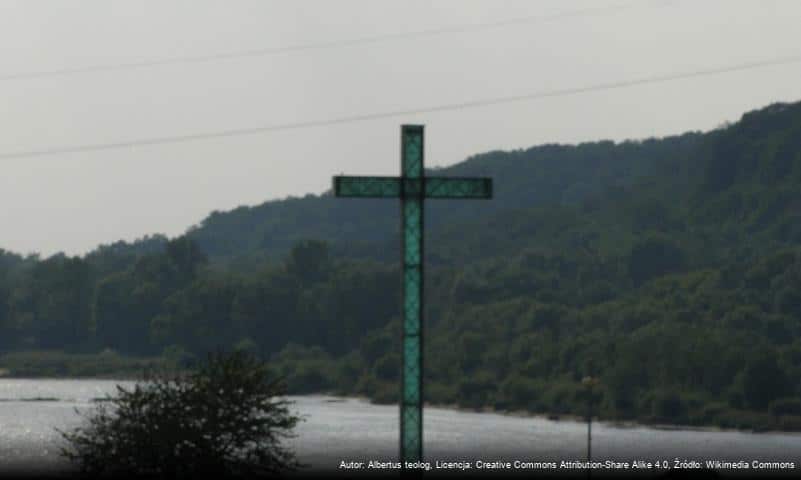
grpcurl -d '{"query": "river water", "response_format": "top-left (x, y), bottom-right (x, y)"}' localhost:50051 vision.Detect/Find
top-left (0, 379), bottom-right (799, 477)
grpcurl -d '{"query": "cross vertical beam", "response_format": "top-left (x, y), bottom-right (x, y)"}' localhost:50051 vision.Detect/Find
top-left (400, 125), bottom-right (424, 464)
top-left (332, 125), bottom-right (492, 472)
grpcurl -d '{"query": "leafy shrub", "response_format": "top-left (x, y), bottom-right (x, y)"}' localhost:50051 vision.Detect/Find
top-left (0, 350), bottom-right (165, 378)
top-left (696, 402), bottom-right (729, 425)
top-left (270, 343), bottom-right (335, 394)
top-left (457, 371), bottom-right (497, 410)
top-left (59, 351), bottom-right (302, 477)
top-left (162, 344), bottom-right (197, 369)
top-left (778, 415), bottom-right (801, 431)
top-left (426, 382), bottom-right (458, 405)
top-left (371, 382), bottom-right (398, 404)
top-left (740, 349), bottom-right (789, 409)
top-left (500, 375), bottom-right (542, 410)
top-left (726, 388), bottom-right (745, 409)
top-left (541, 381), bottom-right (583, 414)
top-left (372, 353), bottom-right (399, 381)
top-left (651, 390), bottom-right (686, 421)
top-left (769, 398), bottom-right (801, 417)
top-left (289, 365), bottom-right (332, 394)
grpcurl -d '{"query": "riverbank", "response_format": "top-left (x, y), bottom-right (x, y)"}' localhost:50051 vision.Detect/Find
top-left (0, 375), bottom-right (799, 437)
top-left (4, 349), bottom-right (801, 435)
top-left (2, 388), bottom-right (800, 477)
top-left (429, 399), bottom-right (795, 436)
top-left (0, 350), bottom-right (173, 380)
top-left (324, 391), bottom-right (801, 435)
top-left (298, 394), bottom-right (801, 439)
top-left (0, 389), bottom-right (755, 436)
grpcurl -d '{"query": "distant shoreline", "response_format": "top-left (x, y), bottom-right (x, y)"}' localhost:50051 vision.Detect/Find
top-left (293, 393), bottom-right (801, 436)
top-left (0, 350), bottom-right (178, 381)
top-left (1, 377), bottom-right (799, 435)
top-left (2, 352), bottom-right (799, 436)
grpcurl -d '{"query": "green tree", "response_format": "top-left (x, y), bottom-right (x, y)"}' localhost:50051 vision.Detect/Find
top-left (93, 238), bottom-right (207, 354)
top-left (627, 235), bottom-right (686, 286)
top-left (26, 256), bottom-right (93, 349)
top-left (165, 236), bottom-right (209, 285)
top-left (739, 348), bottom-right (789, 410)
top-left (92, 271), bottom-right (153, 353)
top-left (286, 240), bottom-right (330, 285)
top-left (153, 276), bottom-right (238, 354)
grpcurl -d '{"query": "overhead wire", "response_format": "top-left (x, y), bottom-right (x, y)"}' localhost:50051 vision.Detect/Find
top-left (0, 1), bottom-right (650, 82)
top-left (1, 53), bottom-right (799, 160)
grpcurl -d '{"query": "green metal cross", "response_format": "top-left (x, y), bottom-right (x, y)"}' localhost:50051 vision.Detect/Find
top-left (333, 125), bottom-right (492, 466)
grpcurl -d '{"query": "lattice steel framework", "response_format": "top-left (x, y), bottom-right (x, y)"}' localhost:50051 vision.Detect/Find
top-left (334, 176), bottom-right (492, 199)
top-left (333, 125), bottom-right (492, 468)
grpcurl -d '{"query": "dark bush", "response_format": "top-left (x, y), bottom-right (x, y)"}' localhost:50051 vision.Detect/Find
top-left (651, 390), bottom-right (686, 421)
top-left (769, 398), bottom-right (801, 417)
top-left (59, 351), bottom-right (302, 477)
top-left (457, 372), bottom-right (497, 410)
top-left (500, 375), bottom-right (541, 409)
top-left (741, 349), bottom-right (789, 410)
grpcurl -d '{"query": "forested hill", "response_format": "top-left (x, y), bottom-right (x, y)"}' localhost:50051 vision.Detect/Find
top-left (3, 99), bottom-right (801, 432)
top-left (184, 130), bottom-right (702, 263)
top-left (182, 100), bottom-right (801, 270)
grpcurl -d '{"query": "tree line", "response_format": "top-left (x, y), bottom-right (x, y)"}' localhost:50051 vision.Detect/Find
top-left (3, 100), bottom-right (801, 430)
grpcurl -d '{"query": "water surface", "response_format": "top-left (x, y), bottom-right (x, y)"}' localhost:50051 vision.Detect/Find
top-left (0, 379), bottom-right (799, 476)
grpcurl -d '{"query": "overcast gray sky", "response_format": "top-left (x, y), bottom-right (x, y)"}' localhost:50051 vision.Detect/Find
top-left (1, 0), bottom-right (801, 257)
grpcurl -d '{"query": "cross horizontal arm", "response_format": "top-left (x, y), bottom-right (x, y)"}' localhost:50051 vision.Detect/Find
top-left (333, 176), bottom-right (492, 199)
top-left (333, 176), bottom-right (401, 198)
top-left (423, 177), bottom-right (492, 199)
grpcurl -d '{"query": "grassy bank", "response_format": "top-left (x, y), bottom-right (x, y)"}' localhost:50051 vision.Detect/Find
top-left (0, 350), bottom-right (172, 379)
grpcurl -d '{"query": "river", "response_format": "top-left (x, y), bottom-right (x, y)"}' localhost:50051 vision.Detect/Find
top-left (0, 379), bottom-right (799, 477)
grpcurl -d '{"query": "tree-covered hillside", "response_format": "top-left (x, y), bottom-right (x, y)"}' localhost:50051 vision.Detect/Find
top-left (2, 100), bottom-right (801, 431)
top-left (185, 131), bottom-right (702, 263)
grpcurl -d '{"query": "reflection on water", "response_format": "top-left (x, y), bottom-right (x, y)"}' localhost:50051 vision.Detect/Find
top-left (0, 379), bottom-right (800, 476)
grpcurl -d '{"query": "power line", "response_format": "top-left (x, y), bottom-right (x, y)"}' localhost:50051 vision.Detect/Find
top-left (1, 53), bottom-right (799, 160)
top-left (0, 2), bottom-right (647, 82)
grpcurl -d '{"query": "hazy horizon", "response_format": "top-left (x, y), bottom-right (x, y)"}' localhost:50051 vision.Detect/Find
top-left (3, 0), bottom-right (801, 256)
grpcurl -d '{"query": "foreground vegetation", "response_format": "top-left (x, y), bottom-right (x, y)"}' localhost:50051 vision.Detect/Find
top-left (59, 351), bottom-right (301, 477)
top-left (2, 101), bottom-right (801, 432)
